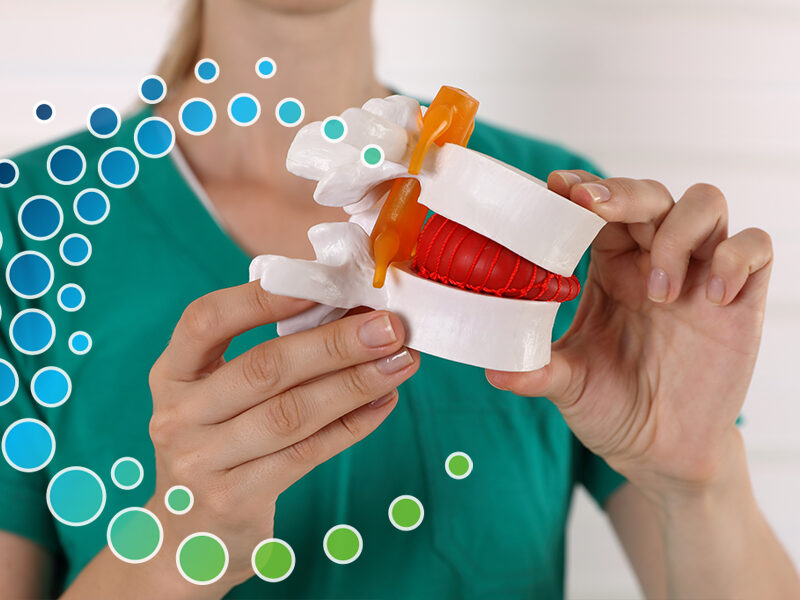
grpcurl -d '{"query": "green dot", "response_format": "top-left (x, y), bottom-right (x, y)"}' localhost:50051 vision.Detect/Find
top-left (253, 539), bottom-right (295, 582)
top-left (323, 118), bottom-right (345, 141)
top-left (389, 495), bottom-right (424, 531)
top-left (107, 508), bottom-right (163, 563)
top-left (362, 146), bottom-right (382, 166)
top-left (112, 457), bottom-right (142, 489)
top-left (446, 452), bottom-right (473, 479)
top-left (177, 533), bottom-right (228, 584)
top-left (324, 525), bottom-right (362, 564)
top-left (166, 486), bottom-right (192, 513)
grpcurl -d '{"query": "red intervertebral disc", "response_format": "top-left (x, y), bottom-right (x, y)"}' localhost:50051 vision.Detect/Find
top-left (410, 213), bottom-right (580, 302)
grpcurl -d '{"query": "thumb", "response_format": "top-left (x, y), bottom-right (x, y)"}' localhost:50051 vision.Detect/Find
top-left (485, 350), bottom-right (580, 408)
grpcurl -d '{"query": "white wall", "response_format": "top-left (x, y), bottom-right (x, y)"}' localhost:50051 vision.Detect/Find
top-left (2, 1), bottom-right (799, 598)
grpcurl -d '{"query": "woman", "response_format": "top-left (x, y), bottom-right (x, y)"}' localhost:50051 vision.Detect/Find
top-left (0, 0), bottom-right (797, 598)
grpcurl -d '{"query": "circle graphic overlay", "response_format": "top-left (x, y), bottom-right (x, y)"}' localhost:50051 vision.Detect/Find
top-left (165, 485), bottom-right (194, 515)
top-left (73, 188), bottom-right (109, 225)
top-left (31, 366), bottom-right (71, 407)
top-left (107, 507), bottom-right (164, 564)
top-left (275, 98), bottom-right (305, 127)
top-left (255, 57), bottom-right (276, 79)
top-left (388, 495), bottom-right (425, 531)
top-left (47, 466), bottom-right (106, 526)
top-left (2, 418), bottom-right (55, 472)
top-left (323, 524), bottom-right (363, 565)
top-left (179, 98), bottom-right (216, 136)
top-left (18, 195), bottom-right (63, 241)
top-left (134, 117), bottom-right (176, 159)
top-left (60, 233), bottom-right (92, 266)
top-left (227, 93), bottom-right (261, 127)
top-left (177, 532), bottom-right (229, 585)
top-left (0, 159), bottom-right (19, 188)
top-left (321, 116), bottom-right (347, 142)
top-left (57, 283), bottom-right (86, 312)
top-left (195, 58), bottom-right (219, 83)
top-left (139, 75), bottom-right (167, 104)
top-left (34, 102), bottom-right (54, 122)
top-left (87, 105), bottom-right (121, 138)
top-left (0, 359), bottom-right (19, 406)
top-left (360, 144), bottom-right (384, 168)
top-left (445, 451), bottom-right (473, 479)
top-left (47, 145), bottom-right (86, 185)
top-left (98, 147), bottom-right (139, 188)
top-left (6, 251), bottom-right (54, 299)
top-left (9, 309), bottom-right (56, 355)
top-left (111, 457), bottom-right (144, 490)
top-left (68, 331), bottom-right (92, 355)
top-left (252, 538), bottom-right (295, 583)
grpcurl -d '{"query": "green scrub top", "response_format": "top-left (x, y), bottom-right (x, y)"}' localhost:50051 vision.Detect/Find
top-left (0, 103), bottom-right (625, 598)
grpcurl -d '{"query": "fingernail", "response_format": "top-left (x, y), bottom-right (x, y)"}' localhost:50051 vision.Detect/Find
top-left (358, 314), bottom-right (397, 348)
top-left (648, 268), bottom-right (669, 302)
top-left (556, 171), bottom-right (582, 186)
top-left (376, 348), bottom-right (413, 374)
top-left (582, 183), bottom-right (611, 203)
top-left (707, 276), bottom-right (725, 305)
top-left (370, 390), bottom-right (397, 408)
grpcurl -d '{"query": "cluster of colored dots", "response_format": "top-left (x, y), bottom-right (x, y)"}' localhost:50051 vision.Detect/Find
top-left (318, 115), bottom-right (385, 169)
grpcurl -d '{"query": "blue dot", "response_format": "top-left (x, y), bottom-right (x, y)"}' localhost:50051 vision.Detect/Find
top-left (134, 118), bottom-right (175, 158)
top-left (228, 94), bottom-right (260, 126)
top-left (139, 76), bottom-right (166, 104)
top-left (47, 467), bottom-right (105, 526)
top-left (276, 98), bottom-right (304, 127)
top-left (88, 106), bottom-right (119, 138)
top-left (0, 159), bottom-right (18, 187)
top-left (69, 332), bottom-right (92, 355)
top-left (9, 309), bottom-right (55, 355)
top-left (98, 148), bottom-right (138, 188)
top-left (58, 284), bottom-right (85, 311)
top-left (48, 145), bottom-right (85, 185)
top-left (2, 419), bottom-right (54, 472)
top-left (60, 234), bottom-right (91, 266)
top-left (35, 103), bottom-right (54, 121)
top-left (32, 367), bottom-right (71, 407)
top-left (0, 360), bottom-right (18, 406)
top-left (196, 59), bottom-right (218, 83)
top-left (74, 188), bottom-right (109, 224)
top-left (179, 99), bottom-right (216, 135)
top-left (6, 252), bottom-right (53, 299)
top-left (256, 57), bottom-right (276, 79)
top-left (18, 196), bottom-right (63, 240)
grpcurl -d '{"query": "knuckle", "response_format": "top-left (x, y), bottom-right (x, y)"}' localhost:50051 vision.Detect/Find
top-left (714, 242), bottom-right (747, 269)
top-left (608, 177), bottom-right (637, 201)
top-left (264, 392), bottom-right (304, 438)
top-left (148, 358), bottom-right (167, 392)
top-left (148, 408), bottom-right (178, 448)
top-left (241, 346), bottom-right (282, 391)
top-left (169, 452), bottom-right (199, 483)
top-left (285, 435), bottom-right (322, 464)
top-left (180, 297), bottom-right (218, 341)
top-left (322, 325), bottom-right (351, 363)
top-left (687, 182), bottom-right (725, 203)
top-left (642, 179), bottom-right (672, 198)
top-left (249, 283), bottom-right (276, 317)
top-left (342, 365), bottom-right (374, 398)
top-left (339, 411), bottom-right (366, 441)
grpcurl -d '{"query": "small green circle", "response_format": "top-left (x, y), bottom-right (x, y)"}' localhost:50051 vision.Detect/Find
top-left (167, 487), bottom-right (191, 513)
top-left (324, 525), bottom-right (362, 564)
top-left (253, 539), bottom-right (295, 582)
top-left (449, 455), bottom-right (469, 476)
top-left (323, 118), bottom-right (345, 141)
top-left (389, 495), bottom-right (424, 530)
top-left (177, 533), bottom-right (228, 584)
top-left (112, 458), bottom-right (142, 489)
top-left (107, 508), bottom-right (163, 563)
top-left (362, 146), bottom-right (382, 165)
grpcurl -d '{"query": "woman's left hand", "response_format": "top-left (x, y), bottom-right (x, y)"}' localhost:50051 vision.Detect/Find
top-left (486, 171), bottom-right (773, 499)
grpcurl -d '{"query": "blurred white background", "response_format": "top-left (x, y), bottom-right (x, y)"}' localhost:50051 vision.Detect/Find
top-left (1, 1), bottom-right (799, 598)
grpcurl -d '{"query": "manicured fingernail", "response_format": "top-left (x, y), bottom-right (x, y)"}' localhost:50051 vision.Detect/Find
top-left (376, 348), bottom-right (413, 374)
top-left (370, 390), bottom-right (397, 408)
top-left (556, 171), bottom-right (582, 186)
top-left (358, 314), bottom-right (396, 348)
top-left (582, 183), bottom-right (611, 203)
top-left (648, 268), bottom-right (669, 302)
top-left (707, 276), bottom-right (725, 305)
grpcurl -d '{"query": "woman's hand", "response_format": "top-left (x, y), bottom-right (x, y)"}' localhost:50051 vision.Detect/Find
top-left (486, 172), bottom-right (772, 501)
top-left (140, 281), bottom-right (418, 597)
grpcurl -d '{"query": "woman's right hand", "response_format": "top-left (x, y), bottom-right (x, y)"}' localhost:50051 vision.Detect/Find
top-left (141, 281), bottom-right (418, 598)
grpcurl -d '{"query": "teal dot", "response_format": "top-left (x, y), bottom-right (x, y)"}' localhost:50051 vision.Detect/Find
top-left (275, 98), bottom-right (304, 127)
top-left (107, 508), bottom-right (163, 563)
top-left (47, 467), bottom-right (106, 526)
top-left (111, 457), bottom-right (143, 489)
top-left (322, 117), bottom-right (346, 142)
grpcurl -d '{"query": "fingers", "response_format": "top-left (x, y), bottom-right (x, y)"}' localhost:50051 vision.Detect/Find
top-left (213, 349), bottom-right (418, 466)
top-left (200, 310), bottom-right (407, 423)
top-left (159, 282), bottom-right (313, 381)
top-left (647, 184), bottom-right (729, 303)
top-left (706, 227), bottom-right (773, 306)
top-left (547, 169), bottom-right (601, 197)
top-left (486, 350), bottom-right (579, 409)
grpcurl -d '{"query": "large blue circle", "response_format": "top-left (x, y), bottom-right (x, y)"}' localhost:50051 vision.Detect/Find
top-left (2, 419), bottom-right (54, 472)
top-left (229, 95), bottom-right (259, 126)
top-left (139, 76), bottom-right (166, 104)
top-left (48, 146), bottom-right (85, 185)
top-left (179, 99), bottom-right (215, 135)
top-left (60, 235), bottom-right (91, 265)
top-left (88, 106), bottom-right (119, 137)
top-left (9, 310), bottom-right (55, 355)
top-left (0, 360), bottom-right (18, 405)
top-left (98, 148), bottom-right (138, 188)
top-left (32, 367), bottom-right (71, 407)
top-left (18, 196), bottom-right (63, 240)
top-left (6, 252), bottom-right (53, 299)
top-left (74, 189), bottom-right (109, 224)
top-left (134, 118), bottom-right (175, 158)
top-left (47, 467), bottom-right (105, 526)
top-left (0, 159), bottom-right (18, 187)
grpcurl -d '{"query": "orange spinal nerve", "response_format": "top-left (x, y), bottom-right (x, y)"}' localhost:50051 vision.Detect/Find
top-left (371, 86), bottom-right (479, 288)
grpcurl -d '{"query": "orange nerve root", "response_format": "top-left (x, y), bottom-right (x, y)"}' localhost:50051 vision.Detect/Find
top-left (371, 86), bottom-right (480, 288)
